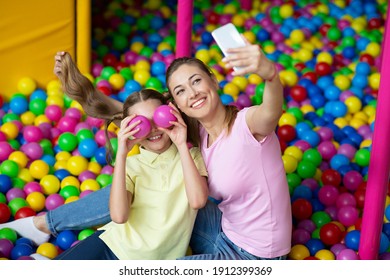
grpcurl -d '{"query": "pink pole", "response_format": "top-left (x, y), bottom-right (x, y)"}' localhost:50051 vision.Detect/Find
top-left (358, 9), bottom-right (390, 260)
top-left (175, 0), bottom-right (193, 58)
top-left (240, 0), bottom-right (252, 10)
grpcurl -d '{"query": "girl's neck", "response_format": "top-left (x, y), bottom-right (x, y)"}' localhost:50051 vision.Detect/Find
top-left (199, 105), bottom-right (227, 147)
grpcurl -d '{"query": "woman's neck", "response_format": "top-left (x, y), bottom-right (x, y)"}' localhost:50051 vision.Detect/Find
top-left (199, 105), bottom-right (227, 147)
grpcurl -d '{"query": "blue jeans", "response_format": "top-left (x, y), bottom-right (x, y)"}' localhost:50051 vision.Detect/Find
top-left (54, 230), bottom-right (118, 260)
top-left (180, 200), bottom-right (286, 260)
top-left (46, 185), bottom-right (112, 236)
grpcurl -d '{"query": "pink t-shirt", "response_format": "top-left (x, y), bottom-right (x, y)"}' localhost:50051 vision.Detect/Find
top-left (200, 108), bottom-right (292, 258)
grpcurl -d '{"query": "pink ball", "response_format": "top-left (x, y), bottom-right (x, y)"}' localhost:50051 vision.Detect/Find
top-left (39, 123), bottom-right (52, 140)
top-left (236, 94), bottom-right (252, 108)
top-left (124, 51), bottom-right (138, 64)
top-left (293, 140), bottom-right (311, 151)
top-left (317, 127), bottom-right (334, 142)
top-left (336, 248), bottom-right (359, 260)
top-left (245, 84), bottom-right (256, 97)
top-left (297, 219), bottom-right (316, 233)
top-left (23, 182), bottom-right (43, 195)
top-left (317, 141), bottom-right (337, 160)
top-left (57, 116), bottom-right (78, 132)
top-left (337, 143), bottom-right (356, 160)
top-left (65, 108), bottom-right (82, 121)
top-left (336, 192), bottom-right (357, 208)
top-left (330, 243), bottom-right (347, 256)
top-left (6, 188), bottom-right (26, 201)
top-left (20, 142), bottom-right (43, 160)
top-left (101, 165), bottom-right (114, 174)
top-left (78, 170), bottom-right (96, 182)
top-left (292, 228), bottom-right (311, 245)
top-left (79, 190), bottom-right (94, 199)
top-left (45, 105), bottom-right (63, 122)
top-left (75, 122), bottom-right (91, 133)
top-left (153, 105), bottom-right (177, 128)
top-left (0, 131), bottom-right (7, 142)
top-left (92, 63), bottom-right (104, 77)
top-left (129, 115), bottom-right (152, 138)
top-left (343, 170), bottom-right (363, 191)
top-left (95, 130), bottom-right (115, 146)
top-left (337, 206), bottom-right (359, 227)
top-left (23, 125), bottom-right (43, 143)
top-left (45, 194), bottom-right (65, 210)
top-left (86, 116), bottom-right (104, 128)
top-left (0, 142), bottom-right (14, 161)
top-left (318, 185), bottom-right (339, 206)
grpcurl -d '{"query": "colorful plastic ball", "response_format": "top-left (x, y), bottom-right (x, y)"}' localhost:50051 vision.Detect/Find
top-left (59, 185), bottom-right (80, 200)
top-left (56, 230), bottom-right (77, 251)
top-left (0, 122), bottom-right (19, 140)
top-left (354, 148), bottom-right (370, 166)
top-left (28, 98), bottom-right (46, 115)
top-left (26, 192), bottom-right (46, 212)
top-left (291, 198), bottom-right (313, 220)
top-left (10, 96), bottom-right (29, 114)
top-left (0, 238), bottom-right (14, 258)
top-left (297, 160), bottom-right (317, 179)
top-left (315, 249), bottom-right (335, 260)
top-left (14, 206), bottom-right (36, 220)
top-left (78, 229), bottom-right (95, 241)
top-left (79, 179), bottom-right (100, 192)
top-left (0, 160), bottom-right (19, 178)
top-left (292, 228), bottom-right (311, 245)
top-left (311, 211), bottom-right (332, 228)
top-left (129, 115), bottom-right (152, 138)
top-left (36, 242), bottom-right (58, 259)
top-left (379, 232), bottom-right (390, 254)
top-left (282, 154), bottom-right (298, 174)
top-left (67, 155), bottom-right (89, 176)
top-left (338, 206), bottom-right (359, 227)
top-left (318, 185), bottom-right (339, 207)
top-left (315, 62), bottom-right (331, 76)
top-left (290, 85), bottom-right (307, 102)
top-left (289, 244), bottom-right (310, 260)
top-left (10, 243), bottom-right (35, 260)
top-left (0, 203), bottom-right (11, 223)
top-left (8, 197), bottom-right (29, 216)
top-left (152, 105), bottom-right (177, 128)
top-left (6, 187), bottom-right (26, 201)
top-left (45, 193), bottom-right (65, 210)
top-left (336, 248), bottom-right (359, 260)
top-left (57, 116), bottom-right (78, 133)
top-left (40, 175), bottom-right (60, 195)
top-left (319, 222), bottom-right (343, 246)
top-left (344, 230), bottom-right (360, 250)
top-left (23, 125), bottom-right (44, 143)
top-left (17, 77), bottom-right (37, 96)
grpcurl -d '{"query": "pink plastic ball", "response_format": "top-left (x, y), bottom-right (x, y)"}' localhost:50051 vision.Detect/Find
top-left (23, 182), bottom-right (43, 195)
top-left (101, 165), bottom-right (114, 175)
top-left (79, 190), bottom-right (94, 199)
top-left (336, 248), bottom-right (359, 260)
top-left (297, 219), bottom-right (316, 233)
top-left (45, 193), bottom-right (65, 210)
top-left (343, 170), bottom-right (363, 191)
top-left (78, 170), bottom-right (96, 182)
top-left (336, 192), bottom-right (357, 208)
top-left (330, 243), bottom-right (347, 256)
top-left (86, 116), bottom-right (104, 128)
top-left (317, 127), bottom-right (334, 141)
top-left (0, 131), bottom-right (7, 142)
top-left (95, 130), bottom-right (115, 146)
top-left (57, 116), bottom-right (78, 133)
top-left (92, 63), bottom-right (104, 77)
top-left (6, 188), bottom-right (26, 201)
top-left (292, 228), bottom-right (311, 245)
top-left (39, 123), bottom-right (52, 139)
top-left (318, 185), bottom-right (339, 206)
top-left (153, 105), bottom-right (177, 128)
top-left (75, 122), bottom-right (91, 133)
top-left (317, 141), bottom-right (337, 160)
top-left (337, 206), bottom-right (359, 227)
top-left (45, 105), bottom-right (63, 122)
top-left (20, 142), bottom-right (43, 160)
top-left (236, 94), bottom-right (252, 108)
top-left (0, 142), bottom-right (14, 161)
top-left (23, 126), bottom-right (43, 143)
top-left (65, 108), bottom-right (82, 121)
top-left (337, 143), bottom-right (356, 160)
top-left (129, 116), bottom-right (152, 138)
top-left (293, 140), bottom-right (311, 151)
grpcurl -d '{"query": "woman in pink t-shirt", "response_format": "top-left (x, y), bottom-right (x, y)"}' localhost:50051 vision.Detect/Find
top-left (165, 42), bottom-right (292, 259)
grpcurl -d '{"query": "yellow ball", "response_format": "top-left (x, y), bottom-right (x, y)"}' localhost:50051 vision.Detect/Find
top-left (248, 74), bottom-right (262, 84)
top-left (46, 95), bottom-right (64, 108)
top-left (360, 139), bottom-right (372, 149)
top-left (61, 176), bottom-right (80, 189)
top-left (130, 41), bottom-right (144, 53)
top-left (36, 243), bottom-right (58, 259)
top-left (334, 117), bottom-right (349, 128)
top-left (70, 100), bottom-right (84, 113)
top-left (365, 42), bottom-right (381, 57)
top-left (315, 249), bottom-right (335, 260)
top-left (353, 111), bottom-right (368, 122)
top-left (34, 115), bottom-right (51, 126)
top-left (231, 14), bottom-right (245, 27)
top-left (223, 3), bottom-right (237, 14)
top-left (280, 4), bottom-right (294, 18)
top-left (345, 96), bottom-right (362, 114)
top-left (278, 112), bottom-right (297, 127)
top-left (26, 192), bottom-right (46, 212)
top-left (67, 155), bottom-right (89, 176)
top-left (363, 105), bottom-right (376, 118)
top-left (300, 105), bottom-right (315, 114)
top-left (56, 151), bottom-right (72, 162)
top-left (316, 52), bottom-right (333, 64)
top-left (334, 75), bottom-right (351, 90)
top-left (297, 48), bottom-right (313, 62)
top-left (280, 70), bottom-right (298, 87)
top-left (20, 111), bottom-right (36, 126)
top-left (29, 160), bottom-right (50, 180)
top-left (231, 76), bottom-right (248, 91)
top-left (80, 179), bottom-right (101, 192)
top-left (46, 80), bottom-right (62, 92)
top-left (135, 60), bottom-right (151, 72)
top-left (349, 118), bottom-right (366, 130)
top-left (0, 122), bottom-right (19, 140)
top-left (263, 44), bottom-right (276, 54)
top-left (243, 31), bottom-right (256, 44)
top-left (88, 161), bottom-right (102, 175)
top-left (157, 42), bottom-right (172, 52)
top-left (223, 82), bottom-right (240, 97)
top-left (282, 154), bottom-right (298, 173)
top-left (17, 77), bottom-right (37, 96)
top-left (290, 30), bottom-right (305, 44)
top-left (65, 196), bottom-right (79, 204)
top-left (47, 87), bottom-right (63, 97)
top-left (127, 144), bottom-right (140, 157)
top-left (17, 168), bottom-right (34, 183)
top-left (368, 73), bottom-right (380, 90)
top-left (195, 49), bottom-right (211, 64)
top-left (108, 73), bottom-right (125, 90)
top-left (284, 146), bottom-right (304, 161)
top-left (8, 151), bottom-right (28, 169)
top-left (40, 174), bottom-right (60, 195)
top-left (133, 70), bottom-right (151, 86)
top-left (54, 160), bottom-right (68, 171)
top-left (289, 244), bottom-right (310, 260)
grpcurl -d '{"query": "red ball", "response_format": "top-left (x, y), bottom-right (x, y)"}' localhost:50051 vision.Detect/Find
top-left (279, 139), bottom-right (287, 153)
top-left (304, 256), bottom-right (319, 260)
top-left (291, 198), bottom-right (313, 220)
top-left (0, 203), bottom-right (11, 223)
top-left (0, 94), bottom-right (3, 108)
top-left (294, 62), bottom-right (306, 72)
top-left (98, 86), bottom-right (112, 96)
top-left (319, 222), bottom-right (343, 245)
top-left (15, 206), bottom-right (36, 220)
top-left (359, 53), bottom-right (375, 66)
top-left (368, 18), bottom-right (383, 30)
top-left (290, 85), bottom-right (308, 102)
top-left (302, 71), bottom-right (317, 83)
top-left (115, 61), bottom-right (128, 71)
top-left (354, 189), bottom-right (366, 209)
top-left (319, 24), bottom-right (331, 37)
top-left (321, 169), bottom-right (342, 187)
top-left (315, 62), bottom-right (332, 76)
top-left (277, 125), bottom-right (296, 142)
top-left (354, 218), bottom-right (363, 230)
top-left (102, 53), bottom-right (118, 67)
top-left (207, 11), bottom-right (220, 25)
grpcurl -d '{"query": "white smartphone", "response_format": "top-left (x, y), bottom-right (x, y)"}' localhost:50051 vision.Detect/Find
top-left (211, 23), bottom-right (246, 70)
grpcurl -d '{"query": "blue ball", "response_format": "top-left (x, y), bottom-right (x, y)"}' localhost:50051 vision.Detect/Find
top-left (356, 62), bottom-right (371, 75)
top-left (300, 130), bottom-right (320, 147)
top-left (54, 169), bottom-right (71, 181)
top-left (94, 147), bottom-right (108, 165)
top-left (330, 154), bottom-right (350, 170)
top-left (78, 138), bottom-right (98, 158)
top-left (385, 205), bottom-right (390, 222)
top-left (56, 230), bottom-right (77, 251)
top-left (330, 101), bottom-right (347, 117)
top-left (10, 96), bottom-right (28, 114)
top-left (30, 89), bottom-right (47, 101)
top-left (219, 94), bottom-right (234, 105)
top-left (124, 80), bottom-right (142, 93)
top-left (201, 31), bottom-right (214, 45)
top-left (0, 174), bottom-right (12, 193)
top-left (305, 238), bottom-right (325, 255)
top-left (352, 74), bottom-right (368, 89)
top-left (11, 243), bottom-right (34, 260)
top-left (292, 185), bottom-right (313, 200)
top-left (324, 85), bottom-right (341, 101)
top-left (342, 46), bottom-right (356, 59)
top-left (344, 230), bottom-right (361, 250)
top-left (151, 61), bottom-right (166, 76)
top-left (379, 232), bottom-right (390, 254)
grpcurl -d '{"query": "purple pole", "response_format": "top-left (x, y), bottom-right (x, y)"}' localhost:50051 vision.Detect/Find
top-left (358, 9), bottom-right (390, 260)
top-left (175, 0), bottom-right (193, 58)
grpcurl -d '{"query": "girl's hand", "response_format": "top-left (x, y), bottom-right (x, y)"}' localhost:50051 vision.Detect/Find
top-left (158, 103), bottom-right (187, 148)
top-left (53, 51), bottom-right (66, 78)
top-left (116, 115), bottom-right (143, 157)
top-left (222, 36), bottom-right (275, 79)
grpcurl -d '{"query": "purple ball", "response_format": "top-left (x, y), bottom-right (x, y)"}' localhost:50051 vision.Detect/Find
top-left (336, 192), bottom-right (357, 208)
top-left (45, 193), bottom-right (65, 210)
top-left (75, 122), bottom-right (91, 133)
top-left (343, 170), bottom-right (363, 191)
top-left (293, 140), bottom-right (311, 152)
top-left (20, 142), bottom-right (43, 160)
top-left (6, 188), bottom-right (26, 202)
top-left (297, 219), bottom-right (316, 233)
top-left (0, 239), bottom-right (14, 258)
top-left (330, 243), bottom-right (347, 256)
top-left (337, 248), bottom-right (359, 260)
top-left (317, 141), bottom-right (337, 160)
top-left (318, 185), bottom-right (339, 206)
top-left (92, 63), bottom-right (103, 77)
top-left (325, 205), bottom-right (339, 220)
top-left (337, 143), bottom-right (357, 160)
top-left (65, 108), bottom-right (82, 121)
top-left (317, 127), bottom-right (334, 142)
top-left (129, 115), bottom-right (152, 138)
top-left (292, 228), bottom-right (311, 245)
top-left (337, 206), bottom-right (359, 227)
top-left (236, 94), bottom-right (252, 109)
top-left (79, 190), bottom-right (93, 198)
top-left (379, 252), bottom-right (390, 260)
top-left (153, 105), bottom-right (177, 128)
top-left (78, 170), bottom-right (97, 182)
top-left (23, 182), bottom-right (43, 195)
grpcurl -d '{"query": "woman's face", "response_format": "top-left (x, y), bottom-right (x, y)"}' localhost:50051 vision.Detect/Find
top-left (128, 99), bottom-right (171, 153)
top-left (168, 64), bottom-right (220, 120)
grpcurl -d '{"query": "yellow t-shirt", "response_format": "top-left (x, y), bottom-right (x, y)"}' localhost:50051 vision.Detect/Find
top-left (99, 144), bottom-right (207, 260)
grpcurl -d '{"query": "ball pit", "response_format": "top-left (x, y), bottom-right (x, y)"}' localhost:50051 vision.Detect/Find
top-left (0, 0), bottom-right (389, 262)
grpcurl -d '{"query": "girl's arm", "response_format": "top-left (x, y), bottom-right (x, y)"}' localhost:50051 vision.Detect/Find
top-left (159, 104), bottom-right (209, 209)
top-left (222, 41), bottom-right (284, 139)
top-left (109, 115), bottom-right (143, 223)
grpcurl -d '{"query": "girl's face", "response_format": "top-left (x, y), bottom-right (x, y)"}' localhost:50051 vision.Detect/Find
top-left (168, 64), bottom-right (220, 121)
top-left (128, 99), bottom-right (172, 154)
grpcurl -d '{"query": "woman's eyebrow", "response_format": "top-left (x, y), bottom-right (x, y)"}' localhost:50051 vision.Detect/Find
top-left (173, 74), bottom-right (198, 91)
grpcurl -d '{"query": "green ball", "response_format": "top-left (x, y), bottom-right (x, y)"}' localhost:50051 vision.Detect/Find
top-left (341, 36), bottom-right (356, 47)
top-left (137, 17), bottom-right (150, 31)
top-left (119, 68), bottom-right (133, 81)
top-left (140, 46), bottom-right (154, 58)
top-left (297, 160), bottom-right (317, 179)
top-left (163, 35), bottom-right (176, 48)
top-left (311, 228), bottom-right (321, 239)
top-left (11, 178), bottom-right (25, 189)
top-left (287, 107), bottom-right (304, 122)
top-left (76, 129), bottom-right (94, 142)
top-left (78, 229), bottom-right (95, 241)
top-left (96, 174), bottom-right (113, 188)
top-left (100, 66), bottom-right (116, 80)
top-left (0, 228), bottom-right (18, 243)
top-left (96, 44), bottom-right (109, 58)
top-left (58, 132), bottom-right (78, 152)
top-left (354, 148), bottom-right (370, 167)
top-left (40, 139), bottom-right (54, 155)
top-left (8, 197), bottom-right (29, 216)
top-left (109, 138), bottom-right (118, 156)
top-left (7, 139), bottom-right (20, 150)
top-left (117, 22), bottom-right (132, 36)
top-left (287, 173), bottom-right (302, 195)
top-left (0, 193), bottom-right (6, 204)
top-left (29, 98), bottom-right (46, 115)
top-left (146, 77), bottom-right (163, 90)
top-left (311, 211), bottom-right (331, 228)
top-left (251, 94), bottom-right (262, 106)
top-left (327, 27), bottom-right (342, 41)
top-left (0, 160), bottom-right (19, 178)
top-left (112, 34), bottom-right (128, 51)
top-left (303, 148), bottom-right (322, 167)
top-left (2, 113), bottom-right (20, 123)
top-left (60, 185), bottom-right (80, 200)
top-left (63, 95), bottom-right (73, 108)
